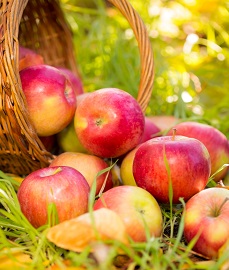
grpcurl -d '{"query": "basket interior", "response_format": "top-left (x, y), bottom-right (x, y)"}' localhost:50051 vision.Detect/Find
top-left (19, 0), bottom-right (79, 75)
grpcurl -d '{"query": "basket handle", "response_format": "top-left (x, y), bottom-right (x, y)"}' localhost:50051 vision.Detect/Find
top-left (107, 0), bottom-right (154, 113)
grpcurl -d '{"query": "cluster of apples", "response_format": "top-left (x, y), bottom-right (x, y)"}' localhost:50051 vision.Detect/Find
top-left (17, 46), bottom-right (229, 259)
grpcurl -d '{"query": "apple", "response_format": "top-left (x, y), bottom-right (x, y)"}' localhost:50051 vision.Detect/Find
top-left (133, 135), bottom-right (211, 204)
top-left (20, 64), bottom-right (77, 136)
top-left (93, 185), bottom-right (163, 242)
top-left (17, 166), bottom-right (90, 228)
top-left (167, 121), bottom-right (229, 181)
top-left (120, 146), bottom-right (139, 186)
top-left (49, 152), bottom-right (113, 195)
top-left (58, 67), bottom-right (84, 97)
top-left (57, 120), bottom-right (88, 153)
top-left (138, 117), bottom-right (161, 144)
top-left (74, 88), bottom-right (145, 158)
top-left (184, 187), bottom-right (229, 259)
top-left (147, 115), bottom-right (179, 132)
top-left (19, 45), bottom-right (44, 71)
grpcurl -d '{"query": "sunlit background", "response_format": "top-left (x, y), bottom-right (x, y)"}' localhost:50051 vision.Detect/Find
top-left (60, 0), bottom-right (229, 137)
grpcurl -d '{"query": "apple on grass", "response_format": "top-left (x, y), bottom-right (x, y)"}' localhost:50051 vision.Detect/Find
top-left (20, 64), bottom-right (76, 137)
top-left (74, 88), bottom-right (145, 158)
top-left (49, 152), bottom-right (113, 195)
top-left (133, 134), bottom-right (211, 204)
top-left (184, 187), bottom-right (229, 259)
top-left (17, 166), bottom-right (90, 228)
top-left (93, 185), bottom-right (163, 242)
top-left (168, 121), bottom-right (229, 181)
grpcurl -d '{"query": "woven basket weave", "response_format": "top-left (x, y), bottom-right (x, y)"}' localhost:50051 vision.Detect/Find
top-left (0, 0), bottom-right (154, 176)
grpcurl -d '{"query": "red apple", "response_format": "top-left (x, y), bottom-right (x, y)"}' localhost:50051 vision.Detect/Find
top-left (74, 88), bottom-right (145, 158)
top-left (168, 121), bottom-right (229, 181)
top-left (19, 45), bottom-right (44, 71)
top-left (93, 185), bottom-right (163, 242)
top-left (58, 67), bottom-right (84, 97)
top-left (49, 152), bottom-right (113, 195)
top-left (17, 166), bottom-right (90, 228)
top-left (138, 117), bottom-right (161, 144)
top-left (20, 65), bottom-right (77, 136)
top-left (133, 135), bottom-right (211, 204)
top-left (184, 187), bottom-right (229, 259)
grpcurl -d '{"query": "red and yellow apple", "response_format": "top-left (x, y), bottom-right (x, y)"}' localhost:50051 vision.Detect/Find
top-left (74, 88), bottom-right (145, 158)
top-left (93, 185), bottom-right (163, 242)
top-left (184, 187), bottom-right (229, 259)
top-left (17, 166), bottom-right (90, 228)
top-left (49, 152), bottom-right (113, 195)
top-left (168, 121), bottom-right (229, 181)
top-left (20, 64), bottom-right (77, 136)
top-left (133, 135), bottom-right (211, 204)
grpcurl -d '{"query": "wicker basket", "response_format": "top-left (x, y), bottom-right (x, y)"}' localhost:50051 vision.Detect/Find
top-left (0, 0), bottom-right (154, 176)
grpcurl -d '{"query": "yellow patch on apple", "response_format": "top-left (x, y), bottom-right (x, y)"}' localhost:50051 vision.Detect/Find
top-left (74, 116), bottom-right (88, 130)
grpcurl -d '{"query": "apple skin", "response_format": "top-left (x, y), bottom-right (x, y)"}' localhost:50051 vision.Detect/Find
top-left (19, 46), bottom-right (44, 71)
top-left (49, 152), bottom-right (113, 195)
top-left (17, 166), bottom-right (90, 228)
top-left (138, 117), bottom-right (161, 144)
top-left (74, 88), bottom-right (145, 158)
top-left (76, 92), bottom-right (91, 106)
top-left (184, 187), bottom-right (229, 259)
top-left (58, 67), bottom-right (84, 97)
top-left (120, 146), bottom-right (139, 186)
top-left (168, 121), bottom-right (229, 181)
top-left (133, 135), bottom-right (211, 204)
top-left (57, 120), bottom-right (88, 153)
top-left (20, 64), bottom-right (76, 136)
top-left (93, 185), bottom-right (163, 242)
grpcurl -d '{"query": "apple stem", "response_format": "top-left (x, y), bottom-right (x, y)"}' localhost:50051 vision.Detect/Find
top-left (216, 197), bottom-right (229, 216)
top-left (52, 167), bottom-right (62, 175)
top-left (172, 128), bottom-right (177, 141)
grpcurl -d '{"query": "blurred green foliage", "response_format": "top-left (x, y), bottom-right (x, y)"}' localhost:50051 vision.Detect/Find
top-left (60, 0), bottom-right (229, 137)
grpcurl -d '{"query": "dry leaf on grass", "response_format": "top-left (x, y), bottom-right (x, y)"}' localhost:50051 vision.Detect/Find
top-left (46, 208), bottom-right (129, 252)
